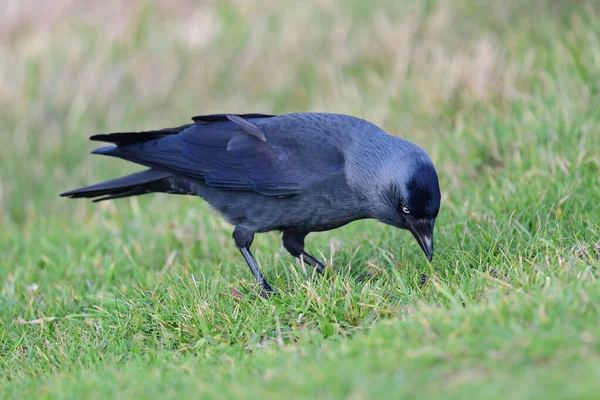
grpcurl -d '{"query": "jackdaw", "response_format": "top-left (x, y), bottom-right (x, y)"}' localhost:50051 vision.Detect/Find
top-left (61, 113), bottom-right (441, 293)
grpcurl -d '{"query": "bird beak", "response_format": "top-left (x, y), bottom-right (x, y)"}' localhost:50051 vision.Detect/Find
top-left (409, 219), bottom-right (435, 261)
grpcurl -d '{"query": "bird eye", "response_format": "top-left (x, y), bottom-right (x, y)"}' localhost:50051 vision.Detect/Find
top-left (402, 206), bottom-right (410, 214)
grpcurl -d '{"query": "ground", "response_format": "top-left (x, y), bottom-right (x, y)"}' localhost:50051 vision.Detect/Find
top-left (1, 1), bottom-right (599, 399)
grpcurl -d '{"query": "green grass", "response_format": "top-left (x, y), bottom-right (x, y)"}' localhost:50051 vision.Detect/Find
top-left (1, 0), bottom-right (599, 398)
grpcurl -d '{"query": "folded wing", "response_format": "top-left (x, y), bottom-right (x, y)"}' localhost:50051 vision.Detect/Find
top-left (91, 114), bottom-right (344, 196)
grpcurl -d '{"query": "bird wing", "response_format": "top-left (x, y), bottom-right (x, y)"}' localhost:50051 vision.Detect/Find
top-left (94, 114), bottom-right (345, 196)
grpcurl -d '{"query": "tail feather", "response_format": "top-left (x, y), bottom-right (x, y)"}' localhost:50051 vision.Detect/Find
top-left (91, 187), bottom-right (150, 203)
top-left (90, 124), bottom-right (193, 146)
top-left (61, 169), bottom-right (173, 202)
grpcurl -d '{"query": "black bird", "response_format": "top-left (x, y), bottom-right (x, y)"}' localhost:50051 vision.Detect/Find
top-left (61, 113), bottom-right (441, 293)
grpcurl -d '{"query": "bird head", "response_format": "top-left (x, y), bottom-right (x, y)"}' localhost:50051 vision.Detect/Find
top-left (373, 154), bottom-right (441, 261)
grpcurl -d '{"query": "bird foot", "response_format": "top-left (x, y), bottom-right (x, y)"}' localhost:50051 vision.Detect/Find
top-left (258, 280), bottom-right (275, 298)
top-left (355, 272), bottom-right (373, 283)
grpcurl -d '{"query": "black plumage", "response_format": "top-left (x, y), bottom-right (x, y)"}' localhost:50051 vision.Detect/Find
top-left (62, 112), bottom-right (441, 293)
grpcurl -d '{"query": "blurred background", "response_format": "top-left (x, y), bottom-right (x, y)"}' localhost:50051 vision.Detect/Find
top-left (2, 2), bottom-right (600, 396)
top-left (1, 0), bottom-right (598, 271)
top-left (4, 0), bottom-right (595, 222)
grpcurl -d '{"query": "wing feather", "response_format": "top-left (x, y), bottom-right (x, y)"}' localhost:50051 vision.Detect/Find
top-left (96, 114), bottom-right (344, 196)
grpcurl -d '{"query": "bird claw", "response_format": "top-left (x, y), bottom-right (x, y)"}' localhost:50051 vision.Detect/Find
top-left (258, 280), bottom-right (275, 298)
top-left (355, 272), bottom-right (373, 283)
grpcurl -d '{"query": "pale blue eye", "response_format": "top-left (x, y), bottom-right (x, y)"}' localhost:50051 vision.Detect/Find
top-left (402, 207), bottom-right (410, 214)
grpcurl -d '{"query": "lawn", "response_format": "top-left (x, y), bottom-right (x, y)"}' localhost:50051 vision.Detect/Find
top-left (1, 1), bottom-right (599, 399)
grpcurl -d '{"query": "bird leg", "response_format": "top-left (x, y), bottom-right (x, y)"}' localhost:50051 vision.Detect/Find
top-left (282, 231), bottom-right (325, 274)
top-left (233, 227), bottom-right (274, 294)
